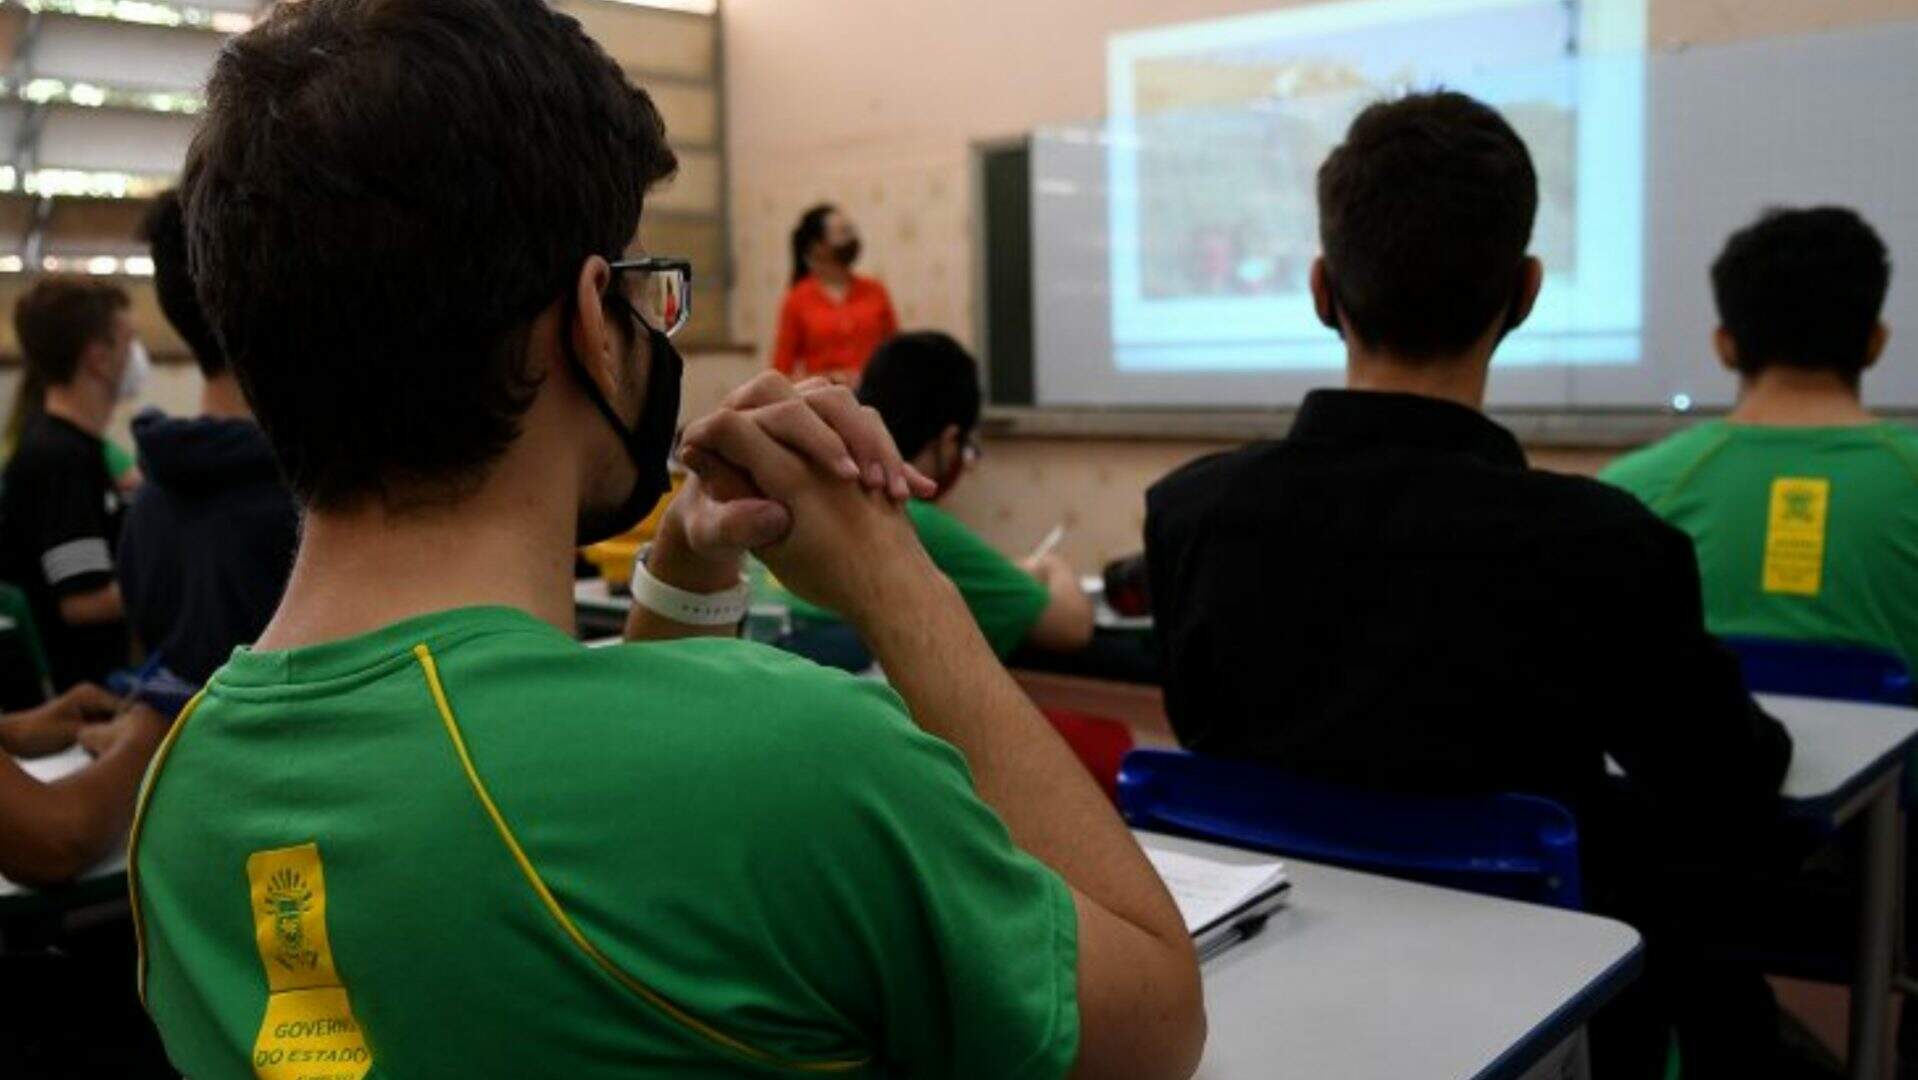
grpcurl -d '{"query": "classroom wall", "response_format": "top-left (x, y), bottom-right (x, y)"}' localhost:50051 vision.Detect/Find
top-left (721, 0), bottom-right (1918, 568)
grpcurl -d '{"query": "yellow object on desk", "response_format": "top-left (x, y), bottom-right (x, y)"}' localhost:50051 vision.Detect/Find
top-left (579, 474), bottom-right (684, 588)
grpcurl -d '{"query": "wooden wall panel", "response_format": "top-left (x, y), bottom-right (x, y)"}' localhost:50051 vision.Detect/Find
top-left (648, 148), bottom-right (720, 215)
top-left (557, 2), bottom-right (713, 79)
top-left (43, 197), bottom-right (151, 256)
top-left (32, 16), bottom-right (224, 89)
top-left (37, 108), bottom-right (198, 174)
top-left (648, 80), bottom-right (718, 147)
top-left (0, 197), bottom-right (34, 252)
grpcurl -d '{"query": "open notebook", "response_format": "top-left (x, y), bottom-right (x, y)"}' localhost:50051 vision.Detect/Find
top-left (1143, 846), bottom-right (1290, 960)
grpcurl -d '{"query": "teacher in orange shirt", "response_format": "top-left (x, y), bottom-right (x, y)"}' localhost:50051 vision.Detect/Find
top-left (772, 203), bottom-right (898, 384)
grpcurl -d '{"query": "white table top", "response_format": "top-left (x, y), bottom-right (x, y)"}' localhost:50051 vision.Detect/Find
top-left (0, 746), bottom-right (128, 901)
top-left (1080, 574), bottom-right (1152, 632)
top-left (582, 574), bottom-right (1157, 633)
top-left (1758, 694), bottom-right (1918, 812)
top-left (574, 578), bottom-right (631, 614)
top-left (1137, 830), bottom-right (1643, 1080)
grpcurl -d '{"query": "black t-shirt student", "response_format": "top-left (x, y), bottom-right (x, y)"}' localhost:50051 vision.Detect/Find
top-left (118, 409), bottom-right (298, 684)
top-left (0, 412), bottom-right (130, 687)
top-left (1145, 389), bottom-right (1791, 842)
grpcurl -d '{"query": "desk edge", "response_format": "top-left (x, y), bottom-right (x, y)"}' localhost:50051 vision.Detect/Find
top-left (1470, 933), bottom-right (1647, 1080)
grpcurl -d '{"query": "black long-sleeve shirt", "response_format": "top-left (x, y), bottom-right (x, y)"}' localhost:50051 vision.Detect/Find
top-left (118, 409), bottom-right (297, 685)
top-left (1145, 389), bottom-right (1790, 835)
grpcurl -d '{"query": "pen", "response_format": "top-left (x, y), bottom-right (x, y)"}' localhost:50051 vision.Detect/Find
top-left (1031, 523), bottom-right (1066, 563)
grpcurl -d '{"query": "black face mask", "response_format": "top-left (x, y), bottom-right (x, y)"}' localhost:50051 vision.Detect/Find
top-left (566, 305), bottom-right (684, 546)
top-left (831, 238), bottom-right (861, 268)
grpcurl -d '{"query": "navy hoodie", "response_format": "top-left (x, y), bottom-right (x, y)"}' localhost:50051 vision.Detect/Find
top-left (118, 408), bottom-right (298, 685)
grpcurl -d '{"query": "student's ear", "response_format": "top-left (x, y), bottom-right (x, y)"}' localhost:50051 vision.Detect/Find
top-left (1506, 257), bottom-right (1544, 332)
top-left (1310, 257), bottom-right (1341, 335)
top-left (569, 255), bottom-right (628, 407)
top-left (1863, 322), bottom-right (1890, 372)
top-left (1713, 327), bottom-right (1740, 373)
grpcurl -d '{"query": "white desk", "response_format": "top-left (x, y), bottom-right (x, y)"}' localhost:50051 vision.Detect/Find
top-left (583, 575), bottom-right (1156, 634)
top-left (1080, 574), bottom-right (1152, 632)
top-left (574, 577), bottom-right (629, 616)
top-left (1765, 693), bottom-right (1918, 812)
top-left (1758, 693), bottom-right (1918, 1080)
top-left (1136, 830), bottom-right (1643, 1079)
top-left (0, 746), bottom-right (128, 913)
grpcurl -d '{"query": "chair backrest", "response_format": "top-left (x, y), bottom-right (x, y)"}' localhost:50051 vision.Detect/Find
top-left (1723, 635), bottom-right (1915, 707)
top-left (1040, 709), bottom-right (1135, 802)
top-left (1118, 749), bottom-right (1584, 909)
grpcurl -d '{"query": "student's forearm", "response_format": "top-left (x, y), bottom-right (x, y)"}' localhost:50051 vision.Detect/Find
top-left (854, 564), bottom-right (1186, 945)
top-left (0, 714), bottom-right (69, 758)
top-left (0, 726), bottom-right (155, 887)
top-left (1028, 570), bottom-right (1096, 652)
top-left (621, 535), bottom-right (746, 644)
top-left (58, 582), bottom-right (123, 626)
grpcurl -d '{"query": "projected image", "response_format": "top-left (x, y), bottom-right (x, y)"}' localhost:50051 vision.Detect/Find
top-left (1106, 0), bottom-right (1646, 370)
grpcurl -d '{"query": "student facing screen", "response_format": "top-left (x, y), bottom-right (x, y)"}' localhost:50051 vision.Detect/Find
top-left (1144, 91), bottom-right (1792, 1078)
top-left (1605, 207), bottom-right (1915, 671)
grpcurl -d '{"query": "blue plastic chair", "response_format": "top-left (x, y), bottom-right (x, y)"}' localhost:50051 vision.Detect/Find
top-left (1723, 635), bottom-right (1914, 707)
top-left (1118, 748), bottom-right (1584, 909)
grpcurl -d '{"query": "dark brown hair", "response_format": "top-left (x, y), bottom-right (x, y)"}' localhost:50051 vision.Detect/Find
top-left (1317, 91), bottom-right (1538, 357)
top-left (183, 0), bottom-right (677, 508)
top-left (141, 189), bottom-right (224, 379)
top-left (6, 277), bottom-right (130, 449)
top-left (1713, 206), bottom-right (1891, 381)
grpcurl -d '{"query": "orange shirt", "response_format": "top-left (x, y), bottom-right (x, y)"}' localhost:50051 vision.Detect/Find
top-left (770, 274), bottom-right (898, 380)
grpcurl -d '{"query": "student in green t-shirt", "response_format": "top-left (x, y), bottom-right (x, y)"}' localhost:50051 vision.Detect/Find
top-left (777, 332), bottom-right (1094, 661)
top-left (1604, 207), bottom-right (1918, 667)
top-left (128, 4), bottom-right (1202, 1078)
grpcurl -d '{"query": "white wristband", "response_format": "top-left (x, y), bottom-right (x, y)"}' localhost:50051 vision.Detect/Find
top-left (628, 544), bottom-right (751, 626)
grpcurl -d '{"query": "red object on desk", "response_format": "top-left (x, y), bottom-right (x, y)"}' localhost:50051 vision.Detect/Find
top-left (1042, 708), bottom-right (1135, 803)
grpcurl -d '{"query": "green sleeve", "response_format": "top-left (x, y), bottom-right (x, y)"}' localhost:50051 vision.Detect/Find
top-left (909, 502), bottom-right (1050, 657)
top-left (1601, 426), bottom-right (1736, 514)
top-left (103, 438), bottom-right (137, 481)
top-left (1600, 443), bottom-right (1676, 509)
top-left (744, 673), bottom-right (1082, 1077)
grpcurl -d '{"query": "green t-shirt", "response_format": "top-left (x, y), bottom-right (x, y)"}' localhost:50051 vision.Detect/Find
top-left (1602, 420), bottom-right (1918, 669)
top-left (783, 502), bottom-right (1050, 658)
top-left (131, 606), bottom-right (1078, 1078)
top-left (104, 437), bottom-right (137, 482)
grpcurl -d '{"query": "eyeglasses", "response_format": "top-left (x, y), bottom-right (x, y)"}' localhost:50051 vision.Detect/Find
top-left (607, 256), bottom-right (692, 338)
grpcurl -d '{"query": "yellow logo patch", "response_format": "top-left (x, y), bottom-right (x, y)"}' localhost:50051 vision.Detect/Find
top-left (1763, 477), bottom-right (1831, 597)
top-left (246, 844), bottom-right (372, 1080)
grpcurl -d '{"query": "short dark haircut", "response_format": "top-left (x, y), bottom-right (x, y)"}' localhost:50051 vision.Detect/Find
top-left (13, 276), bottom-right (130, 387)
top-left (1711, 206), bottom-right (1892, 380)
top-left (183, 0), bottom-right (677, 509)
top-left (790, 203), bottom-right (834, 285)
top-left (1316, 91), bottom-right (1538, 357)
top-left (140, 189), bottom-right (224, 378)
top-left (857, 332), bottom-right (981, 460)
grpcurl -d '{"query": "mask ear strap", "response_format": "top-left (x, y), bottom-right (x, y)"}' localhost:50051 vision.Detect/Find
top-left (937, 439), bottom-right (965, 497)
top-left (559, 287), bottom-right (642, 464)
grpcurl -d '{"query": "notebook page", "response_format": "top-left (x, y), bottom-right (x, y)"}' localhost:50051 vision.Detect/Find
top-left (1144, 846), bottom-right (1287, 933)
